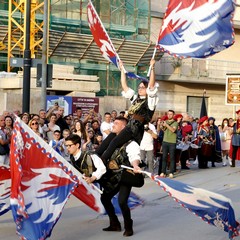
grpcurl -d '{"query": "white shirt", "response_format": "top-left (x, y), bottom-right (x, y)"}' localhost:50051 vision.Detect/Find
top-left (121, 83), bottom-right (159, 111)
top-left (73, 150), bottom-right (106, 180)
top-left (125, 141), bottom-right (141, 164)
top-left (140, 123), bottom-right (157, 151)
top-left (100, 121), bottom-right (112, 140)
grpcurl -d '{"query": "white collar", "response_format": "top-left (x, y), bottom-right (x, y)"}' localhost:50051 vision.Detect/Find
top-left (73, 149), bottom-right (82, 161)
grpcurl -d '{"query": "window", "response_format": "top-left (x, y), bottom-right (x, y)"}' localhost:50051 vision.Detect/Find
top-left (187, 96), bottom-right (208, 118)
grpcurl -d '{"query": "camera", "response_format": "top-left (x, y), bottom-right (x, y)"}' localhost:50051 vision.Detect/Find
top-left (144, 124), bottom-right (149, 131)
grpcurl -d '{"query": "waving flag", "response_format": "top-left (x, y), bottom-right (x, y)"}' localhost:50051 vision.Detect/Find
top-left (158, 0), bottom-right (235, 58)
top-left (151, 175), bottom-right (240, 239)
top-left (87, 0), bottom-right (148, 82)
top-left (10, 117), bottom-right (104, 240)
top-left (0, 165), bottom-right (11, 216)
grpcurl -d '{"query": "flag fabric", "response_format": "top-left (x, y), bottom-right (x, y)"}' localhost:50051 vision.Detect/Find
top-left (0, 164), bottom-right (11, 216)
top-left (158, 0), bottom-right (235, 58)
top-left (87, 0), bottom-right (148, 82)
top-left (10, 117), bottom-right (104, 240)
top-left (200, 93), bottom-right (208, 118)
top-left (150, 175), bottom-right (240, 239)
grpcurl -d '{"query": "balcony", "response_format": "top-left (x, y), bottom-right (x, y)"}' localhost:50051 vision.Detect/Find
top-left (156, 56), bottom-right (240, 85)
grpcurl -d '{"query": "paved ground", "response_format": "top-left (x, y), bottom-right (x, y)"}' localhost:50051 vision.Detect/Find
top-left (1, 161), bottom-right (240, 240)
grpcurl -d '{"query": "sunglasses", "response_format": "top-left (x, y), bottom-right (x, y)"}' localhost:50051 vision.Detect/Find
top-left (31, 122), bottom-right (39, 126)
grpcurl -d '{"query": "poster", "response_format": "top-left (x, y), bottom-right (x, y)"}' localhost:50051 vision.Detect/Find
top-left (225, 75), bottom-right (240, 105)
top-left (72, 97), bottom-right (99, 116)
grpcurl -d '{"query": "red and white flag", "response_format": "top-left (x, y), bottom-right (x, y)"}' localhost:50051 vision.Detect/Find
top-left (10, 117), bottom-right (104, 240)
top-left (0, 164), bottom-right (11, 216)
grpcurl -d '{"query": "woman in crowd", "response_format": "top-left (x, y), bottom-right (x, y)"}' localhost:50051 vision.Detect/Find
top-left (72, 120), bottom-right (89, 151)
top-left (20, 112), bottom-right (30, 125)
top-left (5, 115), bottom-right (14, 140)
top-left (28, 118), bottom-right (42, 138)
top-left (42, 113), bottom-right (60, 142)
top-left (218, 118), bottom-right (232, 166)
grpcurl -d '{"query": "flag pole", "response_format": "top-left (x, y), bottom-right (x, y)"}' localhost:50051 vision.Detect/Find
top-left (121, 165), bottom-right (152, 178)
top-left (147, 43), bottom-right (157, 77)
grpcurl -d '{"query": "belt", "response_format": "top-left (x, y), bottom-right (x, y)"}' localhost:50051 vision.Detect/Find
top-left (131, 114), bottom-right (145, 123)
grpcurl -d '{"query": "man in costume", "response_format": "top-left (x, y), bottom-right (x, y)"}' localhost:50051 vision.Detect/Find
top-left (100, 116), bottom-right (144, 237)
top-left (65, 134), bottom-right (106, 184)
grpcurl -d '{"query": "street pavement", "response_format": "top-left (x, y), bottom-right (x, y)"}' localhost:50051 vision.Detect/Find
top-left (1, 161), bottom-right (240, 240)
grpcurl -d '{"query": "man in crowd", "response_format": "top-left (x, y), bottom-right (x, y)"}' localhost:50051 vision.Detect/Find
top-left (100, 112), bottom-right (112, 140)
top-left (160, 110), bottom-right (178, 178)
top-left (140, 122), bottom-right (157, 174)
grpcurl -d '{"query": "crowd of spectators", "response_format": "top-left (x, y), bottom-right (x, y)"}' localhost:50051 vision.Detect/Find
top-left (0, 106), bottom-right (239, 178)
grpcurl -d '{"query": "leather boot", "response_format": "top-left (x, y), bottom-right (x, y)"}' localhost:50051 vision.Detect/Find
top-left (102, 216), bottom-right (121, 232)
top-left (123, 219), bottom-right (133, 237)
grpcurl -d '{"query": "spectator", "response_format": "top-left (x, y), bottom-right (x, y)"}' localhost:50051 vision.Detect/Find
top-left (5, 115), bottom-right (14, 140)
top-left (0, 115), bottom-right (10, 165)
top-left (49, 130), bottom-right (63, 156)
top-left (160, 110), bottom-right (178, 178)
top-left (230, 109), bottom-right (240, 167)
top-left (208, 117), bottom-right (222, 166)
top-left (219, 118), bottom-right (232, 166)
top-left (42, 113), bottom-right (60, 142)
top-left (111, 110), bottom-right (117, 122)
top-left (100, 112), bottom-right (112, 140)
top-left (140, 122), bottom-right (157, 174)
top-left (55, 107), bottom-right (69, 135)
top-left (28, 118), bottom-right (43, 138)
top-left (61, 129), bottom-right (71, 162)
top-left (72, 120), bottom-right (89, 151)
top-left (20, 112), bottom-right (30, 125)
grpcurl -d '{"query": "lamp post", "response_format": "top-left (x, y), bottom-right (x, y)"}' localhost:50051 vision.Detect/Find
top-left (41, 0), bottom-right (49, 110)
top-left (22, 0), bottom-right (31, 113)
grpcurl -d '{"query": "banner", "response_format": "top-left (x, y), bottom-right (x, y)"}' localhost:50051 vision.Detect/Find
top-left (0, 165), bottom-right (11, 216)
top-left (158, 0), bottom-right (235, 58)
top-left (87, 0), bottom-right (148, 82)
top-left (10, 117), bottom-right (104, 240)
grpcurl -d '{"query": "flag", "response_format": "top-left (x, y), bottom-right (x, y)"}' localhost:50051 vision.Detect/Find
top-left (10, 117), bottom-right (104, 240)
top-left (200, 93), bottom-right (208, 118)
top-left (0, 164), bottom-right (11, 216)
top-left (158, 0), bottom-right (235, 58)
top-left (151, 175), bottom-right (240, 239)
top-left (87, 0), bottom-right (148, 82)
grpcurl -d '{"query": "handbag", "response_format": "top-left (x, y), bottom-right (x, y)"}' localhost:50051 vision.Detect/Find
top-left (0, 144), bottom-right (9, 155)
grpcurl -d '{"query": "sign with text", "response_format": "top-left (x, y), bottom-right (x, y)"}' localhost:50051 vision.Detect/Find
top-left (225, 75), bottom-right (240, 105)
top-left (72, 97), bottom-right (99, 116)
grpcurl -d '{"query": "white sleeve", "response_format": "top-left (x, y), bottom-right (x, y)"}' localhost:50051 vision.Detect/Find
top-left (126, 141), bottom-right (141, 164)
top-left (90, 154), bottom-right (106, 180)
top-left (147, 83), bottom-right (159, 111)
top-left (121, 87), bottom-right (135, 100)
top-left (149, 123), bottom-right (157, 134)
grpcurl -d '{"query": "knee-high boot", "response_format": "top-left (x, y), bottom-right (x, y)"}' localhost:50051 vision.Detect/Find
top-left (123, 219), bottom-right (133, 237)
top-left (102, 215), bottom-right (121, 232)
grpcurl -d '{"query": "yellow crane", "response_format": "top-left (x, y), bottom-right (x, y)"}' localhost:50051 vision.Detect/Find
top-left (8, 0), bottom-right (46, 71)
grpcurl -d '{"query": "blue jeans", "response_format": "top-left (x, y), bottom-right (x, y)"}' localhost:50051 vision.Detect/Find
top-left (161, 141), bottom-right (176, 174)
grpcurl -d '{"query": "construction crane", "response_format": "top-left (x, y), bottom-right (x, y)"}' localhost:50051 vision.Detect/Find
top-left (7, 0), bottom-right (46, 71)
